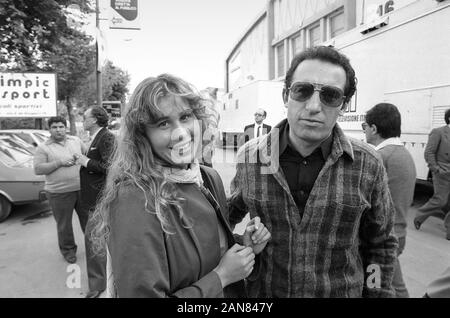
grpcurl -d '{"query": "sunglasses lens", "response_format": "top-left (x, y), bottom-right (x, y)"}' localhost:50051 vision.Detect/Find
top-left (320, 86), bottom-right (344, 107)
top-left (289, 83), bottom-right (314, 102)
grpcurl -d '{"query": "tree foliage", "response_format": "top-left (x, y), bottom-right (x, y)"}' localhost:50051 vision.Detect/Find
top-left (77, 60), bottom-right (131, 107)
top-left (0, 0), bottom-right (93, 70)
top-left (0, 1), bottom-right (130, 135)
top-left (102, 60), bottom-right (130, 102)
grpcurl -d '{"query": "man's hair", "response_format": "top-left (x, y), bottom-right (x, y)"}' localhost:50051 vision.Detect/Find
top-left (48, 116), bottom-right (67, 127)
top-left (284, 46), bottom-right (357, 106)
top-left (445, 109), bottom-right (450, 125)
top-left (89, 106), bottom-right (109, 127)
top-left (256, 109), bottom-right (267, 117)
top-left (365, 103), bottom-right (401, 139)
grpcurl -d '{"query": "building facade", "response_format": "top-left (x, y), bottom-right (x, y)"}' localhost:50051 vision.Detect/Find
top-left (221, 0), bottom-right (450, 181)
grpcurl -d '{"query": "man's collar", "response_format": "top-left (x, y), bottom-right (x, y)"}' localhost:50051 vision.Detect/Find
top-left (374, 137), bottom-right (403, 151)
top-left (276, 119), bottom-right (354, 161)
top-left (47, 136), bottom-right (67, 145)
top-left (244, 120), bottom-right (354, 173)
top-left (90, 127), bottom-right (102, 141)
top-left (279, 121), bottom-right (333, 159)
top-left (331, 123), bottom-right (354, 161)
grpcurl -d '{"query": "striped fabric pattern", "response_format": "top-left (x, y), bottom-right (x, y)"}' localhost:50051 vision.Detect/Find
top-left (229, 121), bottom-right (398, 298)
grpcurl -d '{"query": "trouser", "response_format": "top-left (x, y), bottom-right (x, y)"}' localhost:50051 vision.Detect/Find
top-left (445, 214), bottom-right (450, 237)
top-left (392, 236), bottom-right (409, 298)
top-left (47, 191), bottom-right (88, 258)
top-left (81, 204), bottom-right (107, 292)
top-left (415, 172), bottom-right (450, 226)
top-left (440, 192), bottom-right (450, 237)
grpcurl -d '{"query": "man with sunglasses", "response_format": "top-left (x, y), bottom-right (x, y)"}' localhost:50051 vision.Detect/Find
top-left (229, 46), bottom-right (397, 297)
top-left (243, 108), bottom-right (272, 144)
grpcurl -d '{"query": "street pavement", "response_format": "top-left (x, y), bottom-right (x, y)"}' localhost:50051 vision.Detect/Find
top-left (0, 147), bottom-right (449, 298)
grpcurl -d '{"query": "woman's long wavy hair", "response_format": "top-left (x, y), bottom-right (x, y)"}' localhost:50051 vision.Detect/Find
top-left (91, 74), bottom-right (218, 255)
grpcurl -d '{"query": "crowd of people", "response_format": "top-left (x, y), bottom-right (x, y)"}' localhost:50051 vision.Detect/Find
top-left (32, 46), bottom-right (449, 298)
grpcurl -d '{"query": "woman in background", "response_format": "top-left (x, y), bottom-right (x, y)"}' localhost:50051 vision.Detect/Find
top-left (91, 74), bottom-right (270, 297)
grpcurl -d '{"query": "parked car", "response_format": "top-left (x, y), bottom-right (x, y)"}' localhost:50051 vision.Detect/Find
top-left (0, 136), bottom-right (46, 222)
top-left (0, 129), bottom-right (50, 150)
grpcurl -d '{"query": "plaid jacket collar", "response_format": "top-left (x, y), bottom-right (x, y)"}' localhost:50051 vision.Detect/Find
top-left (241, 119), bottom-right (355, 173)
top-left (236, 119), bottom-right (355, 202)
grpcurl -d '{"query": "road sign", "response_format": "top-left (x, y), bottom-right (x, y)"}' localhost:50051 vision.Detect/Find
top-left (110, 0), bottom-right (140, 30)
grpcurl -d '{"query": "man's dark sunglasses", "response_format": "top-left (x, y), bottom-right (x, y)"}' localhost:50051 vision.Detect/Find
top-left (288, 82), bottom-right (346, 108)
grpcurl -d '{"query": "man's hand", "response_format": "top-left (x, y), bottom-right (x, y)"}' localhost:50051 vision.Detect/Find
top-left (59, 158), bottom-right (76, 167)
top-left (432, 166), bottom-right (443, 174)
top-left (76, 154), bottom-right (89, 167)
top-left (243, 217), bottom-right (271, 255)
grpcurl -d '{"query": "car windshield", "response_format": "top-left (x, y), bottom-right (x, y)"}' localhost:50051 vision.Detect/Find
top-left (33, 133), bottom-right (48, 143)
top-left (0, 133), bottom-right (34, 149)
top-left (17, 133), bottom-right (34, 144)
top-left (0, 138), bottom-right (34, 167)
top-left (0, 147), bottom-right (18, 166)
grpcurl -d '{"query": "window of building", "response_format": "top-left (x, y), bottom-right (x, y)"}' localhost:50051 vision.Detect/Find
top-left (291, 33), bottom-right (302, 58)
top-left (330, 9), bottom-right (345, 38)
top-left (235, 99), bottom-right (239, 109)
top-left (276, 43), bottom-right (285, 78)
top-left (308, 24), bottom-right (321, 47)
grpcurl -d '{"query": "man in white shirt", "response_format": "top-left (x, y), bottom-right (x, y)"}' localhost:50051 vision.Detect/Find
top-left (33, 116), bottom-right (87, 264)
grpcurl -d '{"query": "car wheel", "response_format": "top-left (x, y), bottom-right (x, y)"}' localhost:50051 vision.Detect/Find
top-left (0, 195), bottom-right (12, 222)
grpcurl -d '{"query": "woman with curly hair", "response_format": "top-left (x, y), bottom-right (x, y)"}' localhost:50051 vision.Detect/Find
top-left (91, 74), bottom-right (270, 298)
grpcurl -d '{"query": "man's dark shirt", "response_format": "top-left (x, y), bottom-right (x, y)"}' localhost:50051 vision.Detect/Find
top-left (278, 122), bottom-right (333, 218)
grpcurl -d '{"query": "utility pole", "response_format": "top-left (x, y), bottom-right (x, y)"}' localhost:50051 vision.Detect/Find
top-left (96, 0), bottom-right (102, 107)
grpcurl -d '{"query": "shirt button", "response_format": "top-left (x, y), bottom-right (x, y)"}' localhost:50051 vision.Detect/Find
top-left (302, 160), bottom-right (307, 165)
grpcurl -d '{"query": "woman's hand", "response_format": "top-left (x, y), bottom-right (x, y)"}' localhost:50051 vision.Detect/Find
top-left (243, 217), bottom-right (271, 255)
top-left (213, 244), bottom-right (255, 288)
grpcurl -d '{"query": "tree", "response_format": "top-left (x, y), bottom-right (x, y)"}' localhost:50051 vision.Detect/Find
top-left (0, 0), bottom-right (96, 134)
top-left (46, 36), bottom-right (96, 135)
top-left (0, 1), bottom-right (131, 133)
top-left (76, 60), bottom-right (131, 108)
top-left (0, 0), bottom-right (92, 70)
top-left (102, 60), bottom-right (130, 102)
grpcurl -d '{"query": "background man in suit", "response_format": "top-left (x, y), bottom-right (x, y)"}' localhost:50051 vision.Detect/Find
top-left (243, 108), bottom-right (272, 144)
top-left (414, 109), bottom-right (450, 240)
top-left (76, 106), bottom-right (115, 298)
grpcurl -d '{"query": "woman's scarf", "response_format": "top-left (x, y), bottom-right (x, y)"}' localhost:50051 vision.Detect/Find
top-left (161, 160), bottom-right (203, 187)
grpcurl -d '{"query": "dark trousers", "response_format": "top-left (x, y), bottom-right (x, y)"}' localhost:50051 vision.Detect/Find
top-left (392, 236), bottom-right (409, 298)
top-left (81, 204), bottom-right (107, 292)
top-left (47, 191), bottom-right (88, 258)
top-left (440, 192), bottom-right (450, 237)
top-left (415, 172), bottom-right (450, 229)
